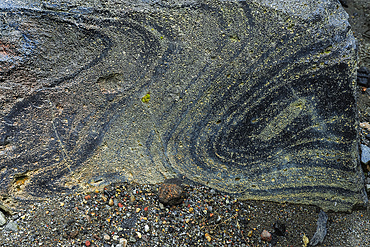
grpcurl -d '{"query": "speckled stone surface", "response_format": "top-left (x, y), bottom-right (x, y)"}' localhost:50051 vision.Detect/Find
top-left (0, 0), bottom-right (367, 211)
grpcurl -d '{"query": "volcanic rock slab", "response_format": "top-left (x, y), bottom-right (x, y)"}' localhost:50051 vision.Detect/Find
top-left (0, 0), bottom-right (367, 211)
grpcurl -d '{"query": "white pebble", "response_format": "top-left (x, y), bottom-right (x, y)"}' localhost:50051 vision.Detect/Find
top-left (119, 238), bottom-right (128, 247)
top-left (144, 224), bottom-right (150, 232)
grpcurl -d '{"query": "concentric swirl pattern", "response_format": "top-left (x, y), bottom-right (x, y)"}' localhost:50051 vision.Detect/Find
top-left (0, 0), bottom-right (366, 211)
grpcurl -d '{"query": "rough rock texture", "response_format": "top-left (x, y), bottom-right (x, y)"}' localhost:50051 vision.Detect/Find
top-left (0, 211), bottom-right (6, 227)
top-left (310, 210), bottom-right (328, 246)
top-left (0, 0), bottom-right (367, 211)
top-left (158, 179), bottom-right (185, 205)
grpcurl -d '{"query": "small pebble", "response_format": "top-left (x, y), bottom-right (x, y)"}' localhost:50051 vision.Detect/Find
top-left (158, 179), bottom-right (185, 205)
top-left (361, 144), bottom-right (370, 165)
top-left (130, 195), bottom-right (136, 203)
top-left (119, 238), bottom-right (128, 247)
top-left (142, 234), bottom-right (150, 242)
top-left (109, 198), bottom-right (114, 206)
top-left (69, 230), bottom-right (79, 239)
top-left (129, 236), bottom-right (136, 242)
top-left (205, 232), bottom-right (212, 242)
top-left (136, 231), bottom-right (142, 238)
top-left (144, 224), bottom-right (150, 232)
top-left (261, 229), bottom-right (272, 242)
top-left (104, 234), bottom-right (110, 240)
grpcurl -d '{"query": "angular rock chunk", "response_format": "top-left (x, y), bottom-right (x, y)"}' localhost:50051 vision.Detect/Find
top-left (310, 210), bottom-right (328, 246)
top-left (0, 0), bottom-right (367, 211)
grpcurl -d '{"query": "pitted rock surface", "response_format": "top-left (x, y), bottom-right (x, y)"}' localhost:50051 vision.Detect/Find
top-left (0, 0), bottom-right (367, 211)
top-left (158, 178), bottom-right (185, 205)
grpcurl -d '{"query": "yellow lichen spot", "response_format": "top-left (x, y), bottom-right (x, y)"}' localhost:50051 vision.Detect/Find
top-left (303, 233), bottom-right (309, 247)
top-left (141, 93), bottom-right (150, 103)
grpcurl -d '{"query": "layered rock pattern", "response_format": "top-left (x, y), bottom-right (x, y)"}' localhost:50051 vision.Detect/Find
top-left (0, 0), bottom-right (367, 211)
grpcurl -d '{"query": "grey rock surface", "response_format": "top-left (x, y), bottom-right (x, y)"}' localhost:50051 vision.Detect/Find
top-left (0, 211), bottom-right (6, 227)
top-left (0, 0), bottom-right (367, 212)
top-left (3, 221), bottom-right (18, 232)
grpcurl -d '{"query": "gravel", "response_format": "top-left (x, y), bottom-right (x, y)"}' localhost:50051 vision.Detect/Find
top-left (0, 181), bottom-right (369, 246)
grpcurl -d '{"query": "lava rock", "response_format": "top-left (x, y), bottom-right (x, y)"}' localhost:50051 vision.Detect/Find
top-left (273, 220), bottom-right (286, 236)
top-left (158, 179), bottom-right (185, 206)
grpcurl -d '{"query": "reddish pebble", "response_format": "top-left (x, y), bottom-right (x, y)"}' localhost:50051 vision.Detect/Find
top-left (144, 206), bottom-right (148, 211)
top-left (84, 195), bottom-right (91, 200)
top-left (261, 230), bottom-right (272, 242)
top-left (118, 203), bottom-right (123, 208)
top-left (85, 240), bottom-right (91, 246)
